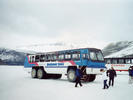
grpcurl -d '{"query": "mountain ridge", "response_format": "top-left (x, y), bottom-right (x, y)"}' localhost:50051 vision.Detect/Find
top-left (102, 41), bottom-right (133, 58)
top-left (0, 41), bottom-right (133, 65)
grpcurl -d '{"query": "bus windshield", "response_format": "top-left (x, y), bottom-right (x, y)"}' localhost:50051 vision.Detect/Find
top-left (90, 50), bottom-right (104, 61)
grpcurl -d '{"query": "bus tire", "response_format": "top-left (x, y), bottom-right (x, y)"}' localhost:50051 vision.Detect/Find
top-left (87, 74), bottom-right (96, 82)
top-left (90, 74), bottom-right (96, 82)
top-left (67, 69), bottom-right (77, 82)
top-left (37, 68), bottom-right (46, 79)
top-left (31, 68), bottom-right (37, 78)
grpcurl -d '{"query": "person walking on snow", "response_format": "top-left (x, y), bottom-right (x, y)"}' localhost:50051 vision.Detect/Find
top-left (100, 69), bottom-right (109, 89)
top-left (128, 66), bottom-right (133, 84)
top-left (107, 67), bottom-right (117, 87)
top-left (75, 67), bottom-right (83, 87)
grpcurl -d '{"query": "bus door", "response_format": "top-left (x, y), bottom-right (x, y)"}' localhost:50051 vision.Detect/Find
top-left (80, 50), bottom-right (88, 66)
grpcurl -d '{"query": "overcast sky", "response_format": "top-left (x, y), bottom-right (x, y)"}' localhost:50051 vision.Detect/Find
top-left (0, 0), bottom-right (133, 49)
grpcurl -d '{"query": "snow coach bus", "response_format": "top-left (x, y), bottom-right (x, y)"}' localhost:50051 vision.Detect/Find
top-left (24, 48), bottom-right (106, 82)
top-left (105, 57), bottom-right (133, 72)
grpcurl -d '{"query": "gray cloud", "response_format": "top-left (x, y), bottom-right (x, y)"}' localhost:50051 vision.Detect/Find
top-left (0, 0), bottom-right (133, 48)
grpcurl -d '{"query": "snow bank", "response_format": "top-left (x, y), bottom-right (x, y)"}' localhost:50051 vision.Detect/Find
top-left (0, 65), bottom-right (133, 100)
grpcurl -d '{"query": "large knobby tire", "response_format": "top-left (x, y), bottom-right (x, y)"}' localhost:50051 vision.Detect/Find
top-left (31, 68), bottom-right (37, 78)
top-left (86, 74), bottom-right (96, 82)
top-left (90, 74), bottom-right (96, 82)
top-left (37, 68), bottom-right (45, 79)
top-left (67, 69), bottom-right (77, 82)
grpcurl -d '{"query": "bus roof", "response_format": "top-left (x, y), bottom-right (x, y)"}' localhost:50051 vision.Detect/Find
top-left (27, 48), bottom-right (101, 55)
top-left (105, 57), bottom-right (133, 59)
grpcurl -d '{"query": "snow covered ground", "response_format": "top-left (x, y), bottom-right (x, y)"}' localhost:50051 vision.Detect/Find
top-left (0, 65), bottom-right (133, 100)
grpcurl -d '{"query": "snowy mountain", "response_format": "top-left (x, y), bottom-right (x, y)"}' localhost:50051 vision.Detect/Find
top-left (1, 41), bottom-right (133, 65)
top-left (16, 42), bottom-right (90, 52)
top-left (0, 42), bottom-right (77, 65)
top-left (0, 48), bottom-right (27, 65)
top-left (0, 42), bottom-right (85, 65)
top-left (102, 41), bottom-right (133, 58)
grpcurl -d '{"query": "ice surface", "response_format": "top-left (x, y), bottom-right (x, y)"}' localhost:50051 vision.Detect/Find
top-left (0, 65), bottom-right (133, 100)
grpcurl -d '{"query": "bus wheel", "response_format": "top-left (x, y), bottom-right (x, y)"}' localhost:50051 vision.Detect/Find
top-left (31, 68), bottom-right (37, 78)
top-left (90, 74), bottom-right (96, 82)
top-left (87, 74), bottom-right (96, 82)
top-left (37, 68), bottom-right (45, 79)
top-left (67, 69), bottom-right (76, 82)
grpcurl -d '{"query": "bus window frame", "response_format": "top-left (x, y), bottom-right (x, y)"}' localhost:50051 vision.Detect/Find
top-left (40, 55), bottom-right (46, 62)
top-left (125, 58), bottom-right (131, 64)
top-left (58, 54), bottom-right (65, 61)
top-left (90, 51), bottom-right (97, 61)
top-left (118, 59), bottom-right (124, 64)
top-left (35, 55), bottom-right (40, 62)
top-left (89, 50), bottom-right (105, 62)
top-left (82, 53), bottom-right (89, 59)
top-left (112, 59), bottom-right (118, 64)
top-left (65, 53), bottom-right (72, 60)
top-left (71, 51), bottom-right (80, 60)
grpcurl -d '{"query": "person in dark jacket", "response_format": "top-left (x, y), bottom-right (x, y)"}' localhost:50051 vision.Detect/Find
top-left (128, 66), bottom-right (133, 84)
top-left (107, 67), bottom-right (117, 86)
top-left (75, 67), bottom-right (83, 87)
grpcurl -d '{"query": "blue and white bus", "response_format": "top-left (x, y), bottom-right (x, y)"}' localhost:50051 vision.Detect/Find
top-left (24, 48), bottom-right (106, 82)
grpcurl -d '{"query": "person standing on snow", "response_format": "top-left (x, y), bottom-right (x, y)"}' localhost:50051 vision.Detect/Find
top-left (128, 66), bottom-right (133, 84)
top-left (75, 67), bottom-right (83, 87)
top-left (107, 67), bottom-right (117, 87)
top-left (100, 69), bottom-right (109, 89)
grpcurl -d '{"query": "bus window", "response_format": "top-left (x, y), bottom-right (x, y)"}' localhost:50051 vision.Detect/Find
top-left (106, 59), bottom-right (111, 64)
top-left (29, 56), bottom-right (32, 63)
top-left (112, 59), bottom-right (117, 64)
top-left (50, 54), bottom-right (55, 61)
top-left (53, 55), bottom-right (57, 60)
top-left (90, 51), bottom-right (97, 61)
top-left (40, 55), bottom-right (46, 62)
top-left (65, 54), bottom-right (71, 60)
top-left (118, 59), bottom-right (124, 64)
top-left (125, 59), bottom-right (131, 64)
top-left (58, 54), bottom-right (64, 60)
top-left (72, 53), bottom-right (80, 60)
top-left (96, 51), bottom-right (104, 61)
top-left (131, 59), bottom-right (133, 64)
top-left (32, 56), bottom-right (35, 62)
top-left (82, 54), bottom-right (88, 59)
top-left (47, 54), bottom-right (53, 61)
top-left (35, 55), bottom-right (40, 62)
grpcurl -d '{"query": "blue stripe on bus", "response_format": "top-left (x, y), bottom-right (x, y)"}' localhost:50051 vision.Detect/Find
top-left (45, 66), bottom-right (68, 68)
